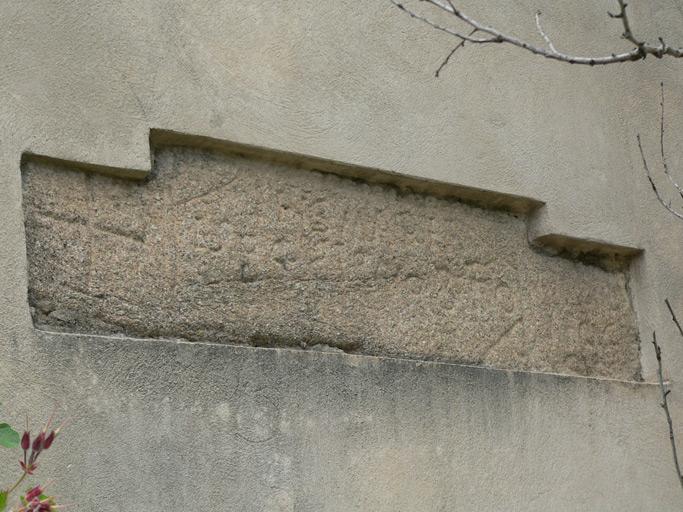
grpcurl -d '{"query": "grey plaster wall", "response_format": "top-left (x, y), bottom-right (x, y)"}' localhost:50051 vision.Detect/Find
top-left (23, 146), bottom-right (640, 379)
top-left (0, 0), bottom-right (683, 510)
top-left (0, 331), bottom-right (678, 511)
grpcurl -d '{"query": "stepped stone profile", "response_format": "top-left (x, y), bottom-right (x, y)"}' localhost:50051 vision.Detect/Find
top-left (22, 145), bottom-right (639, 379)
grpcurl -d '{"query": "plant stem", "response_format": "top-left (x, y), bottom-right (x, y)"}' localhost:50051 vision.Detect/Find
top-left (6, 471), bottom-right (28, 496)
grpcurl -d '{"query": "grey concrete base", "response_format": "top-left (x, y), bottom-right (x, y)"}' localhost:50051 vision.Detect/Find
top-left (0, 330), bottom-right (676, 511)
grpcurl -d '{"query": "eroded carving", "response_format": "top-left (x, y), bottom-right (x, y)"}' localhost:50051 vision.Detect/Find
top-left (22, 146), bottom-right (640, 379)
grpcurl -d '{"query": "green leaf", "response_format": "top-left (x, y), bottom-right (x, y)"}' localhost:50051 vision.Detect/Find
top-left (0, 423), bottom-right (19, 448)
top-left (0, 490), bottom-right (7, 511)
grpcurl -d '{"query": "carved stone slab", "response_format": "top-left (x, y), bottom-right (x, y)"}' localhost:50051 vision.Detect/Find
top-left (22, 146), bottom-right (640, 379)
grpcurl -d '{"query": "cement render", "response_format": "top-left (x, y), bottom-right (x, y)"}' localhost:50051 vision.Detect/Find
top-left (1, 0), bottom-right (683, 509)
top-left (23, 147), bottom-right (639, 379)
top-left (0, 331), bottom-right (676, 512)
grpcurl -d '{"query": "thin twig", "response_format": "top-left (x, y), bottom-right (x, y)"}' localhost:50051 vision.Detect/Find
top-left (435, 28), bottom-right (477, 77)
top-left (666, 299), bottom-right (683, 338)
top-left (391, 0), bottom-right (683, 65)
top-left (608, 0), bottom-right (638, 45)
top-left (390, 1), bottom-right (501, 44)
top-left (658, 82), bottom-right (683, 200)
top-left (637, 133), bottom-right (683, 221)
top-left (652, 332), bottom-right (683, 493)
top-left (535, 11), bottom-right (558, 54)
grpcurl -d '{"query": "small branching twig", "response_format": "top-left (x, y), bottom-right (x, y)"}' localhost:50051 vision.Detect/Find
top-left (390, 0), bottom-right (683, 68)
top-left (608, 0), bottom-right (638, 46)
top-left (534, 11), bottom-right (558, 55)
top-left (637, 83), bottom-right (683, 221)
top-left (666, 298), bottom-right (683, 338)
top-left (435, 28), bottom-right (477, 77)
top-left (652, 331), bottom-right (683, 492)
top-left (658, 84), bottom-right (683, 201)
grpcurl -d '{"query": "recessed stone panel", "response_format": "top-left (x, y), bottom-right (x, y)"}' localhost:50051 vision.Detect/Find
top-left (22, 146), bottom-right (640, 379)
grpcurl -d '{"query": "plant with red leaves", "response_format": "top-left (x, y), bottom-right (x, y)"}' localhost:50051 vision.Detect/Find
top-left (0, 415), bottom-right (64, 512)
top-left (13, 485), bottom-right (57, 512)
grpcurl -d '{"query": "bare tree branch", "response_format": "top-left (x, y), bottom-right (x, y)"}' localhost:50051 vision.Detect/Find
top-left (637, 83), bottom-right (683, 220)
top-left (637, 134), bottom-right (683, 221)
top-left (435, 28), bottom-right (477, 77)
top-left (666, 299), bottom-right (683, 338)
top-left (390, 1), bottom-right (501, 44)
top-left (608, 0), bottom-right (638, 46)
top-left (534, 11), bottom-right (558, 55)
top-left (652, 331), bottom-right (683, 493)
top-left (658, 83), bottom-right (683, 200)
top-left (391, 0), bottom-right (683, 65)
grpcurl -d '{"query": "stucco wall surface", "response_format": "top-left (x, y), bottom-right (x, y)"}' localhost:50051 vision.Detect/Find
top-left (0, 332), bottom-right (679, 511)
top-left (1, 0), bottom-right (683, 510)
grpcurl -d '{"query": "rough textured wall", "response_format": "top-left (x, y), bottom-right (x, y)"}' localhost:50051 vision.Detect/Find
top-left (22, 146), bottom-right (639, 379)
top-left (0, 332), bottom-right (669, 512)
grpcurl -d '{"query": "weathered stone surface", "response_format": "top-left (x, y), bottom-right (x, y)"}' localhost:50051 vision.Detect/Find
top-left (22, 146), bottom-right (640, 379)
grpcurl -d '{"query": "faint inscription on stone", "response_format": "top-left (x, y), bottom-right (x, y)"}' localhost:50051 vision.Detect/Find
top-left (22, 147), bottom-right (640, 379)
